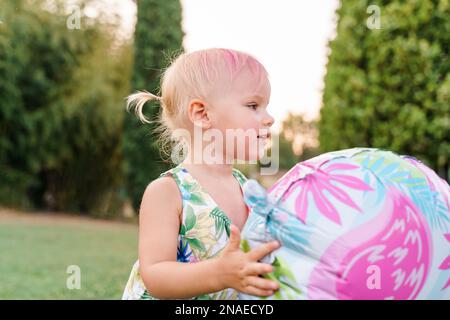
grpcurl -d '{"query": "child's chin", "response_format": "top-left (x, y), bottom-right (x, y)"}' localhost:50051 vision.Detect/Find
top-left (234, 151), bottom-right (265, 164)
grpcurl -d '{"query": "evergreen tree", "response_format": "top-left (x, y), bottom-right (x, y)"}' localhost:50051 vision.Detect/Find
top-left (320, 0), bottom-right (449, 180)
top-left (123, 0), bottom-right (184, 210)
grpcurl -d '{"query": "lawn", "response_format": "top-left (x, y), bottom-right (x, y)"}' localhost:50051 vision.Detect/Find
top-left (0, 209), bottom-right (138, 299)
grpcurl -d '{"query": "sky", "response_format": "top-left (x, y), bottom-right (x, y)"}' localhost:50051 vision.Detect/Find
top-left (113, 0), bottom-right (339, 132)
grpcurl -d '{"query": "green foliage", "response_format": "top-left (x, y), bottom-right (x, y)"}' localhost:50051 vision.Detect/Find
top-left (123, 0), bottom-right (184, 210)
top-left (276, 133), bottom-right (300, 170)
top-left (0, 0), bottom-right (132, 216)
top-left (320, 0), bottom-right (449, 181)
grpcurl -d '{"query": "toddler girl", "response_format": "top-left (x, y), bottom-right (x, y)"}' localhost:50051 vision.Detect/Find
top-left (122, 48), bottom-right (280, 300)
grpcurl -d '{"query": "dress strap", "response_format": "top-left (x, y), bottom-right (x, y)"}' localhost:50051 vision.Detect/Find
top-left (158, 165), bottom-right (184, 185)
top-left (232, 167), bottom-right (248, 187)
top-left (160, 165), bottom-right (247, 185)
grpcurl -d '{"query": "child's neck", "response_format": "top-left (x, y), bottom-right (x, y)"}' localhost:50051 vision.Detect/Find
top-left (181, 152), bottom-right (233, 178)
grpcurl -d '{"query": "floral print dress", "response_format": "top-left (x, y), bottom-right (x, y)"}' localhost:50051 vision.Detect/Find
top-left (122, 164), bottom-right (248, 300)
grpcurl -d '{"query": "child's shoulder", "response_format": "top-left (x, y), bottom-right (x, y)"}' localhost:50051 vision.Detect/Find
top-left (144, 175), bottom-right (179, 201)
top-left (142, 171), bottom-right (182, 217)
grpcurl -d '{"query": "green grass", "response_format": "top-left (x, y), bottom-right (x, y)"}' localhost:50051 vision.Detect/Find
top-left (0, 218), bottom-right (138, 299)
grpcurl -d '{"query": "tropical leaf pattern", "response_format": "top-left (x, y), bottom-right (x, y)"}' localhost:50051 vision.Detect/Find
top-left (280, 161), bottom-right (373, 225)
top-left (210, 207), bottom-right (232, 239)
top-left (122, 164), bottom-right (248, 300)
top-left (240, 239), bottom-right (300, 300)
top-left (353, 151), bottom-right (450, 232)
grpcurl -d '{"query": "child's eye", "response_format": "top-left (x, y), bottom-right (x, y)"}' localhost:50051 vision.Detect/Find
top-left (247, 104), bottom-right (258, 110)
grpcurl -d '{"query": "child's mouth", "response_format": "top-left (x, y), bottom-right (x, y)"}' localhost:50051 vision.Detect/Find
top-left (257, 133), bottom-right (271, 139)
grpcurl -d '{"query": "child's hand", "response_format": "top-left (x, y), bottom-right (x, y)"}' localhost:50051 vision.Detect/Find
top-left (216, 224), bottom-right (281, 297)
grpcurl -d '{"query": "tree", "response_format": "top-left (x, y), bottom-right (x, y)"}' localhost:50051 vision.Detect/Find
top-left (123, 0), bottom-right (184, 210)
top-left (0, 0), bottom-right (132, 216)
top-left (320, 0), bottom-right (449, 181)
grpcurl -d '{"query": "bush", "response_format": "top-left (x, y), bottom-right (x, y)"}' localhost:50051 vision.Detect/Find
top-left (0, 0), bottom-right (132, 216)
top-left (320, 0), bottom-right (449, 181)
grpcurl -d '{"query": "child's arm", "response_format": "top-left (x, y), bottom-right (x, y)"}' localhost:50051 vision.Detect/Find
top-left (138, 177), bottom-right (280, 299)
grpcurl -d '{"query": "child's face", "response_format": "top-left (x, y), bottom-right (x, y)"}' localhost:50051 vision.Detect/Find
top-left (207, 66), bottom-right (274, 162)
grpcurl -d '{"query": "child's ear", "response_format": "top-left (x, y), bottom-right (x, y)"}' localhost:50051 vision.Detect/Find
top-left (188, 99), bottom-right (212, 129)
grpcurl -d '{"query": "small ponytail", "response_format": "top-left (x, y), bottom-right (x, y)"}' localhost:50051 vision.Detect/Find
top-left (126, 90), bottom-right (162, 124)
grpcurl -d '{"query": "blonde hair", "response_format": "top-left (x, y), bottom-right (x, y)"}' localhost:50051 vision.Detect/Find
top-left (126, 48), bottom-right (270, 163)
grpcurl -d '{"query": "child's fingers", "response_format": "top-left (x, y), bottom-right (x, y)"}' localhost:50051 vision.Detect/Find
top-left (226, 224), bottom-right (241, 249)
top-left (244, 262), bottom-right (273, 276)
top-left (247, 241), bottom-right (280, 261)
top-left (244, 276), bottom-right (279, 291)
top-left (242, 285), bottom-right (274, 297)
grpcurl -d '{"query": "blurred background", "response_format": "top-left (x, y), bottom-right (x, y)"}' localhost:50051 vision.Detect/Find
top-left (0, 0), bottom-right (448, 299)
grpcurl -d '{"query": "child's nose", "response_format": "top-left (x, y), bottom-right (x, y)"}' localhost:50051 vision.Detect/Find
top-left (263, 112), bottom-right (275, 127)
